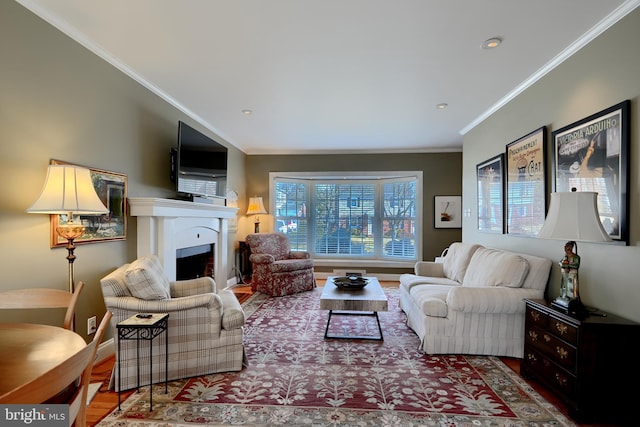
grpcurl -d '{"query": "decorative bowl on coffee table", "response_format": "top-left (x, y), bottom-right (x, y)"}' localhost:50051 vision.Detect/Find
top-left (332, 276), bottom-right (368, 289)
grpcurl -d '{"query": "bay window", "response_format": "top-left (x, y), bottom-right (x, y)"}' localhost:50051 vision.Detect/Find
top-left (270, 172), bottom-right (421, 263)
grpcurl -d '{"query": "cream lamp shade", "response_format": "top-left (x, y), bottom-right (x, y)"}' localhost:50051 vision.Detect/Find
top-left (537, 191), bottom-right (611, 242)
top-left (28, 165), bottom-right (109, 215)
top-left (537, 190), bottom-right (611, 317)
top-left (246, 196), bottom-right (267, 233)
top-left (246, 196), bottom-right (267, 216)
top-left (27, 164), bottom-right (108, 296)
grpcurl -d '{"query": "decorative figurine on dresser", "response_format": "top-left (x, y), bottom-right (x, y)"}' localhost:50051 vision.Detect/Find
top-left (555, 240), bottom-right (580, 311)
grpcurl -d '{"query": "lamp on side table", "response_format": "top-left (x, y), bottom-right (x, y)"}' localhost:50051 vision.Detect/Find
top-left (537, 189), bottom-right (612, 317)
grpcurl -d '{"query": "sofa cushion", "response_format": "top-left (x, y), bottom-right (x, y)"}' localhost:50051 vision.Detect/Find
top-left (100, 263), bottom-right (132, 297)
top-left (518, 253), bottom-right (553, 291)
top-left (269, 258), bottom-right (314, 273)
top-left (124, 256), bottom-right (171, 300)
top-left (442, 243), bottom-right (483, 283)
top-left (409, 285), bottom-right (452, 318)
top-left (462, 247), bottom-right (529, 288)
top-left (400, 274), bottom-right (460, 293)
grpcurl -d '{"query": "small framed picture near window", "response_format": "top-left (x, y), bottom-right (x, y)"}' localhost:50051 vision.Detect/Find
top-left (476, 154), bottom-right (504, 233)
top-left (505, 126), bottom-right (547, 236)
top-left (551, 100), bottom-right (630, 243)
top-left (434, 196), bottom-right (461, 229)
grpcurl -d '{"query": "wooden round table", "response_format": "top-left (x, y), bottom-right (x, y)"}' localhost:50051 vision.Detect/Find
top-left (0, 323), bottom-right (86, 398)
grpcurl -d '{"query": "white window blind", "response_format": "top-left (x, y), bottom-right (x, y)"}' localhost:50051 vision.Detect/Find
top-left (272, 172), bottom-right (421, 261)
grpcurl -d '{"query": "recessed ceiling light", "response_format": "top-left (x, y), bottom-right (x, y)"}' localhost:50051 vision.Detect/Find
top-left (241, 109), bottom-right (253, 115)
top-left (436, 103), bottom-right (448, 110)
top-left (482, 37), bottom-right (502, 49)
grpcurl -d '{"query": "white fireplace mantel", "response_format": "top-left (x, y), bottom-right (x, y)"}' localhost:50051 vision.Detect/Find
top-left (128, 197), bottom-right (238, 284)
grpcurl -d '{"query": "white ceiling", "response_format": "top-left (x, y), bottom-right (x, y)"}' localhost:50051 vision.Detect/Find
top-left (19, 0), bottom-right (639, 154)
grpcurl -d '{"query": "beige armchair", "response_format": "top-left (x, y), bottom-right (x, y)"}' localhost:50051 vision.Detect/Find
top-left (100, 254), bottom-right (245, 391)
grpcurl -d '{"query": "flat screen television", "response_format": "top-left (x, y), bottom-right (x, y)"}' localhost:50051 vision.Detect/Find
top-left (173, 121), bottom-right (227, 199)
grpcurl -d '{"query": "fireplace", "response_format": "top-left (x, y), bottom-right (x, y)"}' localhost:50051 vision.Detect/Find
top-left (128, 197), bottom-right (237, 284)
top-left (176, 243), bottom-right (214, 280)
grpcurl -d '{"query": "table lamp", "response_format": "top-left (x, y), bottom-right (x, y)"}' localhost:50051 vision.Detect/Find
top-left (28, 164), bottom-right (109, 293)
top-left (246, 196), bottom-right (267, 233)
top-left (537, 189), bottom-right (612, 316)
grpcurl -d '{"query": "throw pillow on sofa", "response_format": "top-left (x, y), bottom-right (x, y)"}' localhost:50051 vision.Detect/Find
top-left (462, 247), bottom-right (529, 288)
top-left (124, 255), bottom-right (171, 300)
top-left (442, 243), bottom-right (482, 283)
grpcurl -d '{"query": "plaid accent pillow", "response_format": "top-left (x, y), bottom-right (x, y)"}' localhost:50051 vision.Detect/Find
top-left (124, 256), bottom-right (171, 300)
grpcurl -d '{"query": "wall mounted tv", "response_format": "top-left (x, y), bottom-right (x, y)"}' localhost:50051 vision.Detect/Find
top-left (174, 120), bottom-right (227, 199)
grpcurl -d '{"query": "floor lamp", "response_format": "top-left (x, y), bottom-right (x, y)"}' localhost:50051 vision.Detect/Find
top-left (27, 164), bottom-right (109, 294)
top-left (537, 189), bottom-right (611, 317)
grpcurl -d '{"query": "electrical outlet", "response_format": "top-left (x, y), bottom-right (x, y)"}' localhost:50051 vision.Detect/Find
top-left (87, 316), bottom-right (97, 335)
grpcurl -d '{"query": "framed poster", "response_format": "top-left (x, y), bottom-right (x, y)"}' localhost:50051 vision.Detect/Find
top-left (434, 196), bottom-right (461, 229)
top-left (505, 126), bottom-right (547, 236)
top-left (50, 160), bottom-right (127, 247)
top-left (476, 154), bottom-right (504, 233)
top-left (551, 100), bottom-right (630, 243)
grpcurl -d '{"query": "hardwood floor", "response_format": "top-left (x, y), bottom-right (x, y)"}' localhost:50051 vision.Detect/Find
top-left (86, 281), bottom-right (610, 426)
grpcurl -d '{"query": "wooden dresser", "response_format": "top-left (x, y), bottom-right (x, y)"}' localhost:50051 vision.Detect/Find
top-left (522, 298), bottom-right (640, 424)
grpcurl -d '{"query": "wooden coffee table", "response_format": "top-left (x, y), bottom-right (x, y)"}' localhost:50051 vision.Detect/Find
top-left (320, 276), bottom-right (388, 340)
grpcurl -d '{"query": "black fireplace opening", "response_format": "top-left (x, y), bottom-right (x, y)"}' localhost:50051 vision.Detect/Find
top-left (176, 244), bottom-right (214, 280)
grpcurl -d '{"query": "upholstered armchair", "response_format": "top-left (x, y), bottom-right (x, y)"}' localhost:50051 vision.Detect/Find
top-left (246, 232), bottom-right (316, 296)
top-left (100, 254), bottom-right (245, 391)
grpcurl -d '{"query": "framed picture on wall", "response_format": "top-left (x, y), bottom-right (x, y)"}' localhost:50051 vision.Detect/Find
top-left (551, 100), bottom-right (630, 243)
top-left (50, 160), bottom-right (127, 247)
top-left (505, 126), bottom-right (547, 236)
top-left (476, 154), bottom-right (504, 233)
top-left (434, 195), bottom-right (462, 229)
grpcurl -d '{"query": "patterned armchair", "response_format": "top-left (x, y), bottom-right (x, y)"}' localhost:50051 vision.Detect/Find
top-left (246, 232), bottom-right (316, 296)
top-left (100, 254), bottom-right (245, 391)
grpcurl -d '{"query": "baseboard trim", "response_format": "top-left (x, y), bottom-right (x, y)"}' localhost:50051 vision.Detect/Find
top-left (95, 338), bottom-right (115, 365)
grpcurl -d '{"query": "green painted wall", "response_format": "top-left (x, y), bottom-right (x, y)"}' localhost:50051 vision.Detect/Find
top-left (462, 8), bottom-right (640, 321)
top-left (0, 2), bottom-right (246, 339)
top-left (244, 152), bottom-right (463, 269)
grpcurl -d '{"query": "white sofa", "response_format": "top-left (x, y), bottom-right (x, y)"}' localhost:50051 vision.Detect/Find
top-left (399, 242), bottom-right (552, 358)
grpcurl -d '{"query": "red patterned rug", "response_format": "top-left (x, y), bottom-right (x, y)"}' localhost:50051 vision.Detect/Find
top-left (97, 287), bottom-right (575, 426)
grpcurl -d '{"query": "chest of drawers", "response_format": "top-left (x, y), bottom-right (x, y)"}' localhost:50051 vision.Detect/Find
top-left (522, 298), bottom-right (639, 424)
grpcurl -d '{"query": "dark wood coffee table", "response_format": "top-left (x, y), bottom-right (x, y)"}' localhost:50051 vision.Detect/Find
top-left (320, 276), bottom-right (388, 340)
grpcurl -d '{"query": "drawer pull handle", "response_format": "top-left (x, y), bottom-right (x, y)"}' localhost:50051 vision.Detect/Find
top-left (531, 311), bottom-right (541, 321)
top-left (527, 353), bottom-right (537, 362)
top-left (554, 322), bottom-right (568, 335)
top-left (555, 373), bottom-right (568, 386)
top-left (556, 346), bottom-right (568, 359)
top-left (543, 334), bottom-right (551, 343)
top-left (528, 330), bottom-right (538, 341)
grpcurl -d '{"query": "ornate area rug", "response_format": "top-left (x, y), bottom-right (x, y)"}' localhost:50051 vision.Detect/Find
top-left (97, 287), bottom-right (575, 426)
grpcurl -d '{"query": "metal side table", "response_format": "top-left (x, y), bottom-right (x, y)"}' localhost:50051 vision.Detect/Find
top-left (116, 313), bottom-right (169, 411)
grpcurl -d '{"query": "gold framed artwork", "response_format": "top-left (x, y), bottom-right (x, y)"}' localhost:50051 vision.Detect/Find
top-left (505, 126), bottom-right (547, 236)
top-left (50, 160), bottom-right (127, 247)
